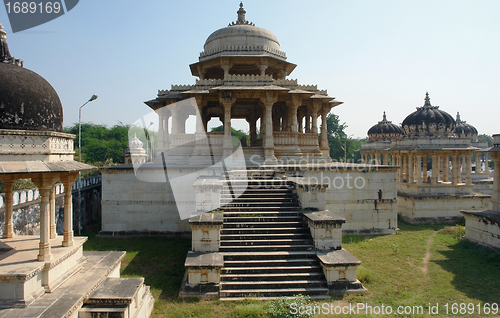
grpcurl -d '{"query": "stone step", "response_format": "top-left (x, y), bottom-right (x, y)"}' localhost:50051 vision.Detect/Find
top-left (222, 265), bottom-right (322, 274)
top-left (220, 239), bottom-right (313, 247)
top-left (219, 287), bottom-right (330, 298)
top-left (224, 257), bottom-right (319, 266)
top-left (221, 206), bottom-right (303, 212)
top-left (221, 227), bottom-right (310, 235)
top-left (223, 250), bottom-right (317, 260)
top-left (223, 211), bottom-right (302, 217)
top-left (220, 272), bottom-right (324, 282)
top-left (222, 221), bottom-right (304, 228)
top-left (221, 202), bottom-right (300, 208)
top-left (223, 216), bottom-right (302, 223)
top-left (220, 233), bottom-right (310, 240)
top-left (221, 193), bottom-right (296, 198)
top-left (219, 244), bottom-right (314, 252)
top-left (220, 280), bottom-right (327, 290)
top-left (220, 197), bottom-right (299, 203)
top-left (220, 294), bottom-right (331, 301)
top-left (220, 189), bottom-right (294, 195)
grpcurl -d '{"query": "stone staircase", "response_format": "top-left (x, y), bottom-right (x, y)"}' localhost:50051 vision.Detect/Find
top-left (218, 170), bottom-right (330, 299)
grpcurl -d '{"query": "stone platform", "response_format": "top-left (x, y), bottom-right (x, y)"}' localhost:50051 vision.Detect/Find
top-left (461, 210), bottom-right (500, 250)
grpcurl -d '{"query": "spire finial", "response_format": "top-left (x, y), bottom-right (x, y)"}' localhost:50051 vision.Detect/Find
top-left (237, 2), bottom-right (246, 24)
top-left (1, 22), bottom-right (13, 63)
top-left (383, 111), bottom-right (387, 121)
top-left (456, 112), bottom-right (461, 123)
top-left (424, 92), bottom-right (431, 107)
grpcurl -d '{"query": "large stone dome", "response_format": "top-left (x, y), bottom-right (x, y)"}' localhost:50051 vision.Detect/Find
top-left (0, 63), bottom-right (63, 132)
top-left (368, 112), bottom-right (403, 141)
top-left (199, 3), bottom-right (286, 61)
top-left (0, 24), bottom-right (63, 132)
top-left (402, 92), bottom-right (455, 137)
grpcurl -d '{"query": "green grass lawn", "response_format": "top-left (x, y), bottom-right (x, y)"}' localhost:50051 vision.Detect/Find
top-left (82, 222), bottom-right (500, 317)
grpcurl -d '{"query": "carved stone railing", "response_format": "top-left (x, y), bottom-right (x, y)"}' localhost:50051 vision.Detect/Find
top-left (170, 134), bottom-right (197, 148)
top-left (199, 44), bottom-right (287, 60)
top-left (273, 79), bottom-right (298, 88)
top-left (72, 175), bottom-right (102, 191)
top-left (273, 131), bottom-right (298, 147)
top-left (0, 184), bottom-right (63, 210)
top-left (224, 74), bottom-right (273, 84)
top-left (298, 133), bottom-right (319, 146)
top-left (195, 79), bottom-right (224, 88)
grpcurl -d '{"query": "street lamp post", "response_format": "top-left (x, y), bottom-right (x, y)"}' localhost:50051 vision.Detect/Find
top-left (78, 94), bottom-right (98, 235)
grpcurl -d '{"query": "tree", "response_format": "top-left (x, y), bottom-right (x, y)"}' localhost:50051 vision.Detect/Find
top-left (478, 134), bottom-right (493, 147)
top-left (321, 113), bottom-right (366, 162)
top-left (210, 125), bottom-right (249, 145)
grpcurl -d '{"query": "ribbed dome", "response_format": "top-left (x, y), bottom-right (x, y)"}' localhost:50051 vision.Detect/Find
top-left (454, 112), bottom-right (478, 139)
top-left (367, 112), bottom-right (403, 141)
top-left (402, 92), bottom-right (455, 137)
top-left (0, 23), bottom-right (63, 132)
top-left (200, 3), bottom-right (286, 61)
top-left (127, 133), bottom-right (144, 149)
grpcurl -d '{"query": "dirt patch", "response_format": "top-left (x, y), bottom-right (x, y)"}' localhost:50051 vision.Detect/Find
top-left (422, 231), bottom-right (438, 275)
top-left (439, 227), bottom-right (456, 234)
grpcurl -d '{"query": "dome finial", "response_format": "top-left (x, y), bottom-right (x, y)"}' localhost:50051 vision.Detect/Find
top-left (1, 22), bottom-right (12, 62)
top-left (237, 2), bottom-right (247, 24)
top-left (424, 92), bottom-right (431, 107)
top-left (456, 112), bottom-right (461, 123)
top-left (382, 111), bottom-right (387, 121)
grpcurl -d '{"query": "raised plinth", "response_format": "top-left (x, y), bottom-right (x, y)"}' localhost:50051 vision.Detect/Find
top-left (0, 236), bottom-right (87, 308)
top-left (461, 210), bottom-right (500, 250)
top-left (179, 251), bottom-right (224, 299)
top-left (316, 249), bottom-right (366, 293)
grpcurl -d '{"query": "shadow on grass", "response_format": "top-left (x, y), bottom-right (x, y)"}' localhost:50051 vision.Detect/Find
top-left (81, 224), bottom-right (191, 300)
top-left (397, 218), bottom-right (450, 232)
top-left (433, 239), bottom-right (500, 303)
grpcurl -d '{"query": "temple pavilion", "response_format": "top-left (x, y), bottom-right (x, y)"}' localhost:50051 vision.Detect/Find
top-left (144, 2), bottom-right (342, 165)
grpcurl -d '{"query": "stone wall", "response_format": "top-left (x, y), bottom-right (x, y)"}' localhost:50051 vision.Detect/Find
top-left (101, 168), bottom-right (190, 235)
top-left (398, 194), bottom-right (491, 224)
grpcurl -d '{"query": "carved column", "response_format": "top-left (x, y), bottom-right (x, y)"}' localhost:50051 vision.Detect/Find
top-left (431, 154), bottom-right (438, 185)
top-left (399, 154), bottom-right (405, 183)
top-left (443, 154), bottom-right (449, 182)
top-left (61, 174), bottom-right (78, 247)
top-left (219, 93), bottom-right (235, 158)
top-left (408, 154), bottom-right (414, 183)
top-left (49, 185), bottom-right (56, 239)
top-left (320, 108), bottom-right (329, 150)
top-left (260, 92), bottom-right (278, 164)
top-left (465, 154), bottom-right (472, 186)
top-left (288, 97), bottom-right (300, 133)
top-left (38, 186), bottom-right (52, 261)
top-left (491, 151), bottom-right (500, 210)
top-left (416, 155), bottom-right (423, 185)
top-left (2, 180), bottom-right (14, 238)
top-left (310, 100), bottom-right (322, 134)
top-left (170, 106), bottom-right (180, 134)
top-left (476, 152), bottom-right (482, 173)
top-left (305, 111), bottom-right (310, 133)
top-left (451, 154), bottom-right (459, 185)
top-left (484, 153), bottom-right (490, 174)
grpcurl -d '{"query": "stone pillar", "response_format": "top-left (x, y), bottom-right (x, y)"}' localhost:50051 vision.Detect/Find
top-left (443, 154), bottom-right (449, 182)
top-left (399, 155), bottom-right (405, 183)
top-left (305, 113), bottom-right (310, 133)
top-left (431, 154), bottom-right (438, 185)
top-left (409, 154), bottom-right (414, 183)
top-left (476, 152), bottom-right (482, 173)
top-left (61, 174), bottom-right (77, 247)
top-left (248, 116), bottom-right (257, 146)
top-left (2, 180), bottom-right (14, 238)
top-left (221, 101), bottom-right (233, 157)
top-left (416, 155), bottom-right (423, 185)
top-left (164, 114), bottom-right (170, 149)
top-left (261, 92), bottom-right (278, 163)
top-left (38, 186), bottom-right (52, 261)
top-left (298, 114), bottom-right (304, 133)
top-left (492, 151), bottom-right (500, 210)
top-left (49, 185), bottom-right (56, 239)
top-left (404, 154), bottom-right (409, 182)
top-left (451, 154), bottom-right (459, 185)
top-left (196, 106), bottom-right (205, 134)
top-left (465, 154), bottom-right (472, 186)
top-left (485, 153), bottom-right (490, 174)
top-left (384, 153), bottom-right (389, 166)
top-left (260, 64), bottom-right (268, 77)
top-left (171, 107), bottom-right (180, 134)
top-left (320, 109), bottom-right (329, 149)
top-left (287, 98), bottom-right (300, 133)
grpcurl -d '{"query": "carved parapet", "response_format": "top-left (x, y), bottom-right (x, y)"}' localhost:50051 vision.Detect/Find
top-left (195, 79), bottom-right (224, 88)
top-left (298, 84), bottom-right (318, 92)
top-left (273, 79), bottom-right (298, 88)
top-left (199, 44), bottom-right (287, 60)
top-left (303, 210), bottom-right (345, 250)
top-left (170, 84), bottom-right (195, 92)
top-left (224, 74), bottom-right (273, 84)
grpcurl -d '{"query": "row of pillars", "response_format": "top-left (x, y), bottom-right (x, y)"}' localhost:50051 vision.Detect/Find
top-left (156, 97), bottom-right (331, 160)
top-left (2, 173), bottom-right (78, 262)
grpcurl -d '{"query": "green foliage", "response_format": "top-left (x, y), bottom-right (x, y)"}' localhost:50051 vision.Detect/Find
top-left (357, 265), bottom-right (374, 284)
top-left (0, 178), bottom-right (37, 193)
top-left (210, 125), bottom-right (249, 145)
top-left (454, 224), bottom-right (466, 240)
top-left (266, 295), bottom-right (313, 318)
top-left (64, 122), bottom-right (156, 166)
top-left (478, 134), bottom-right (493, 147)
top-left (231, 303), bottom-right (266, 318)
top-left (321, 113), bottom-right (367, 162)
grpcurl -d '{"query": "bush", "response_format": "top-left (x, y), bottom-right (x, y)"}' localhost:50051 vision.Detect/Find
top-left (454, 224), bottom-right (466, 240)
top-left (266, 295), bottom-right (313, 318)
top-left (357, 266), bottom-right (374, 284)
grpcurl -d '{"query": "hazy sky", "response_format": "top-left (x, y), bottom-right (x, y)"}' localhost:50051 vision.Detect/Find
top-left (1, 1), bottom-right (499, 138)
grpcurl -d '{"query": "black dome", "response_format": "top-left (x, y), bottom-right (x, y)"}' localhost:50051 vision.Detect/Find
top-left (0, 61), bottom-right (63, 132)
top-left (454, 112), bottom-right (478, 138)
top-left (367, 112), bottom-right (403, 141)
top-left (402, 92), bottom-right (455, 136)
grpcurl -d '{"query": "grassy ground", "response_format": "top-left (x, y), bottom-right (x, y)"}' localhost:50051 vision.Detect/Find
top-left (82, 222), bottom-right (500, 317)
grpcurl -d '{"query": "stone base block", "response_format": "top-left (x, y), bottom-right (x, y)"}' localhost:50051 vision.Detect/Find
top-left (461, 210), bottom-right (500, 250)
top-left (398, 193), bottom-right (491, 224)
top-left (179, 271), bottom-right (220, 300)
top-left (316, 249), bottom-right (365, 293)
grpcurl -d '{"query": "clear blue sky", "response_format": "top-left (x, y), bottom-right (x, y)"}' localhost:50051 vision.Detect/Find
top-left (1, 0), bottom-right (499, 138)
